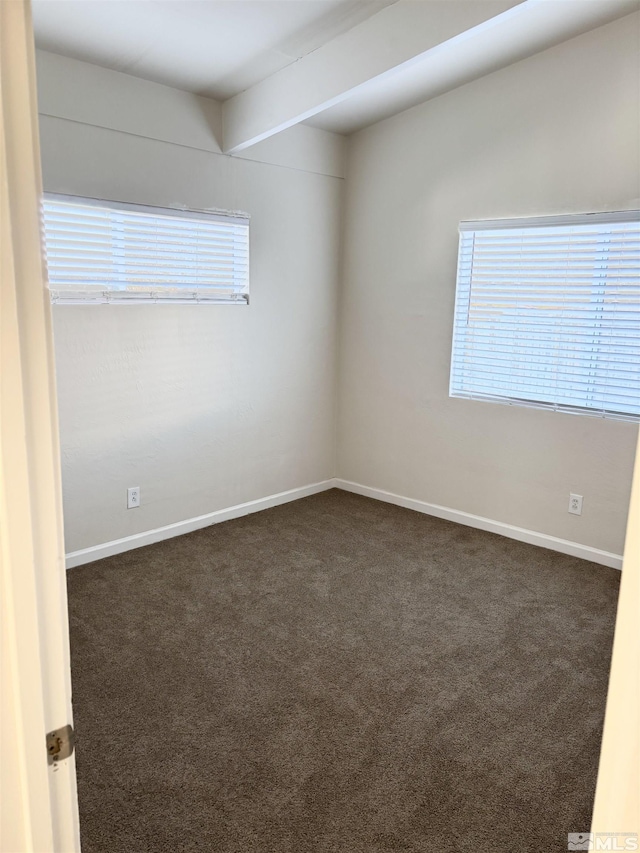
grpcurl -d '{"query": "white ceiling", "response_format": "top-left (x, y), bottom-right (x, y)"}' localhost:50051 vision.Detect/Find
top-left (31, 0), bottom-right (396, 100)
top-left (306, 0), bottom-right (640, 134)
top-left (32, 0), bottom-right (639, 141)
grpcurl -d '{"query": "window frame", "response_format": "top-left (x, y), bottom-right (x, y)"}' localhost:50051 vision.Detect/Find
top-left (42, 193), bottom-right (251, 305)
top-left (449, 210), bottom-right (640, 423)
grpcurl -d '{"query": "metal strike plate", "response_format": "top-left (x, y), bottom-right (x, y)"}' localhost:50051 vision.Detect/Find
top-left (46, 724), bottom-right (75, 764)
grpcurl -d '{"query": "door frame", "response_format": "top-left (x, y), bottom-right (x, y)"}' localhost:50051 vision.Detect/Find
top-left (0, 1), bottom-right (80, 850)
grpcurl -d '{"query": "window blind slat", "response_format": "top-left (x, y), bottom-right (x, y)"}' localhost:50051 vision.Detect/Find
top-left (450, 212), bottom-right (640, 422)
top-left (42, 195), bottom-right (250, 305)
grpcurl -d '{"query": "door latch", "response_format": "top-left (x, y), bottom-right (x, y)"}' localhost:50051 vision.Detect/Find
top-left (46, 724), bottom-right (75, 764)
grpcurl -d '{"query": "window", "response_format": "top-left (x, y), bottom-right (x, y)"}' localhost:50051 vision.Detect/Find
top-left (42, 194), bottom-right (250, 304)
top-left (450, 211), bottom-right (640, 422)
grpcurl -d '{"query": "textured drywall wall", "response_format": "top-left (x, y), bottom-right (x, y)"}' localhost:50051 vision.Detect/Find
top-left (337, 13), bottom-right (640, 555)
top-left (38, 67), bottom-right (343, 553)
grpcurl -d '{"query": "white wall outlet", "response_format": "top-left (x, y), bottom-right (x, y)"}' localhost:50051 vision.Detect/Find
top-left (127, 486), bottom-right (141, 509)
top-left (568, 493), bottom-right (583, 515)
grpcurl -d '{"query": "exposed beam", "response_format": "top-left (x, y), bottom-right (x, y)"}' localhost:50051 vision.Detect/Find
top-left (222, 0), bottom-right (524, 153)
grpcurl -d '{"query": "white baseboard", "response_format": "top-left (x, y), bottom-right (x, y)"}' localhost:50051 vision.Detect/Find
top-left (334, 479), bottom-right (623, 570)
top-left (66, 476), bottom-right (623, 571)
top-left (65, 479), bottom-right (336, 568)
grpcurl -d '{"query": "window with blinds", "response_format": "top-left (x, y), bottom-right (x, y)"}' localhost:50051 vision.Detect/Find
top-left (450, 211), bottom-right (640, 422)
top-left (42, 194), bottom-right (250, 304)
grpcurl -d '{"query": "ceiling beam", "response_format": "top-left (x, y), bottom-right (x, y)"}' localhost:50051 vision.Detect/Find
top-left (221, 0), bottom-right (525, 153)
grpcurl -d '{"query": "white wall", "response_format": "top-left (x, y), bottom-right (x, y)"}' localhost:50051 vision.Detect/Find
top-left (338, 13), bottom-right (640, 556)
top-left (36, 53), bottom-right (345, 554)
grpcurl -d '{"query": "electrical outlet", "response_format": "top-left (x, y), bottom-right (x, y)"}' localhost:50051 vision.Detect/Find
top-left (127, 486), bottom-right (140, 509)
top-left (568, 493), bottom-right (583, 515)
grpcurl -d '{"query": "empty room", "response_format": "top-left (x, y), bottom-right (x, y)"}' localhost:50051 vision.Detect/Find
top-left (1, 0), bottom-right (639, 851)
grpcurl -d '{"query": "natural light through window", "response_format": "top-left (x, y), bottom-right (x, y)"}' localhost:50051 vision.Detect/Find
top-left (42, 194), bottom-right (250, 304)
top-left (450, 212), bottom-right (640, 422)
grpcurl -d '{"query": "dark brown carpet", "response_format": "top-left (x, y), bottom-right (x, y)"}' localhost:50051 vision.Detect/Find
top-left (67, 489), bottom-right (619, 853)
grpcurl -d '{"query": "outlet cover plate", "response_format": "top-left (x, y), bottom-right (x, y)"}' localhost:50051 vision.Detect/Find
top-left (568, 493), bottom-right (583, 515)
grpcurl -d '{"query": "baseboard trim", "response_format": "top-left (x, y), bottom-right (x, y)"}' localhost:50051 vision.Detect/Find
top-left (334, 479), bottom-right (623, 570)
top-left (65, 479), bottom-right (337, 568)
top-left (66, 476), bottom-right (623, 571)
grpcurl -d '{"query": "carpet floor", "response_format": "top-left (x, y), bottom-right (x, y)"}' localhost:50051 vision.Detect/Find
top-left (67, 489), bottom-right (620, 853)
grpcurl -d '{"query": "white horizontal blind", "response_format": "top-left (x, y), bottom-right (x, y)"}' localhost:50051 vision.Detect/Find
top-left (450, 211), bottom-right (640, 422)
top-left (42, 194), bottom-right (250, 304)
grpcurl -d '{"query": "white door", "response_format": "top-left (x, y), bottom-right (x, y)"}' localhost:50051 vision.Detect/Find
top-left (0, 1), bottom-right (80, 850)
